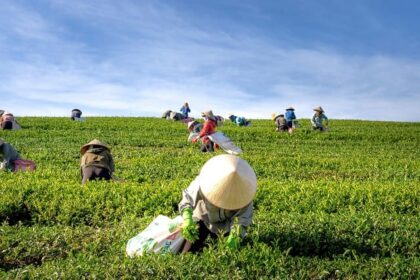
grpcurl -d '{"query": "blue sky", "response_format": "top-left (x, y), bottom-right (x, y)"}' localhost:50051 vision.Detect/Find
top-left (1, 0), bottom-right (419, 121)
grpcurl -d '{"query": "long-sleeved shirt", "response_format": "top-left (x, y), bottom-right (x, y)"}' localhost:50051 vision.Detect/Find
top-left (80, 147), bottom-right (115, 174)
top-left (285, 110), bottom-right (296, 122)
top-left (199, 119), bottom-right (217, 144)
top-left (311, 113), bottom-right (328, 128)
top-left (275, 116), bottom-right (286, 128)
top-left (0, 142), bottom-right (20, 170)
top-left (178, 178), bottom-right (253, 237)
top-left (180, 106), bottom-right (191, 118)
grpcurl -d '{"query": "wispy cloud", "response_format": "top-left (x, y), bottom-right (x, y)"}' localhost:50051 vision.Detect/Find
top-left (0, 0), bottom-right (419, 121)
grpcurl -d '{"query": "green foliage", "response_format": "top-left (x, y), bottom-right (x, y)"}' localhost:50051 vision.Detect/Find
top-left (1, 117), bottom-right (419, 279)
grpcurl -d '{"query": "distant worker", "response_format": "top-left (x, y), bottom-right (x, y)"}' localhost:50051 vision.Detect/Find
top-left (273, 114), bottom-right (288, 132)
top-left (80, 139), bottom-right (115, 184)
top-left (0, 138), bottom-right (20, 171)
top-left (311, 106), bottom-right (329, 131)
top-left (0, 111), bottom-right (21, 130)
top-left (187, 121), bottom-right (203, 142)
top-left (192, 110), bottom-right (218, 152)
top-left (285, 107), bottom-right (297, 133)
top-left (71, 109), bottom-right (83, 121)
top-left (180, 102), bottom-right (191, 118)
top-left (228, 114), bottom-right (251, 127)
top-left (179, 154), bottom-right (257, 252)
top-left (188, 121), bottom-right (203, 134)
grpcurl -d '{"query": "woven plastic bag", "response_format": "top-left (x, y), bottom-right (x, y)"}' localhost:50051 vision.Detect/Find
top-left (208, 132), bottom-right (242, 155)
top-left (13, 159), bottom-right (36, 172)
top-left (126, 215), bottom-right (184, 257)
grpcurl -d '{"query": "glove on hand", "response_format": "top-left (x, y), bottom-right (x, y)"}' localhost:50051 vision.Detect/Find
top-left (226, 226), bottom-right (241, 249)
top-left (181, 208), bottom-right (199, 243)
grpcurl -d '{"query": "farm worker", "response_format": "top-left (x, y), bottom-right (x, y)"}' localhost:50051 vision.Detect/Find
top-left (71, 109), bottom-right (83, 121)
top-left (162, 110), bottom-right (172, 119)
top-left (273, 114), bottom-right (288, 132)
top-left (285, 107), bottom-right (296, 133)
top-left (169, 111), bottom-right (185, 121)
top-left (228, 114), bottom-right (251, 127)
top-left (187, 121), bottom-right (202, 134)
top-left (192, 110), bottom-right (218, 152)
top-left (311, 106), bottom-right (329, 131)
top-left (0, 138), bottom-right (20, 171)
top-left (80, 139), bottom-right (115, 184)
top-left (179, 154), bottom-right (257, 252)
top-left (180, 102), bottom-right (191, 118)
top-left (0, 112), bottom-right (21, 130)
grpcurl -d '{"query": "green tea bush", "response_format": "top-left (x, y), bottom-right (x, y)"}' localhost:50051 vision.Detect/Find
top-left (1, 117), bottom-right (419, 279)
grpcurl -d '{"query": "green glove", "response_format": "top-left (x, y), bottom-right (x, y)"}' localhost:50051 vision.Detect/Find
top-left (226, 227), bottom-right (241, 249)
top-left (181, 208), bottom-right (199, 243)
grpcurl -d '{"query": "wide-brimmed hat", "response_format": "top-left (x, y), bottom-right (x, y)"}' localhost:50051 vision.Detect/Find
top-left (199, 154), bottom-right (257, 210)
top-left (0, 138), bottom-right (4, 146)
top-left (201, 110), bottom-right (216, 120)
top-left (274, 114), bottom-right (283, 120)
top-left (3, 111), bottom-right (13, 116)
top-left (80, 139), bottom-right (110, 155)
top-left (286, 107), bottom-right (294, 111)
top-left (313, 106), bottom-right (324, 112)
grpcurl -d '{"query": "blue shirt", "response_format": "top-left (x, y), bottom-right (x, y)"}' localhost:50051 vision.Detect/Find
top-left (285, 110), bottom-right (296, 122)
top-left (180, 106), bottom-right (191, 117)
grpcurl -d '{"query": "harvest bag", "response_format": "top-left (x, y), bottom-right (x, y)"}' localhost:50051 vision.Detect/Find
top-left (13, 159), bottom-right (36, 172)
top-left (126, 215), bottom-right (184, 257)
top-left (208, 132), bottom-right (242, 155)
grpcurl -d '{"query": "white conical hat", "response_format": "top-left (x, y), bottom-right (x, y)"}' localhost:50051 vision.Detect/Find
top-left (199, 154), bottom-right (257, 210)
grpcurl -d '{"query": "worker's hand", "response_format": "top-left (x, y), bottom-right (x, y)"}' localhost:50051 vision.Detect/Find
top-left (226, 231), bottom-right (240, 249)
top-left (0, 161), bottom-right (6, 171)
top-left (181, 208), bottom-right (199, 243)
top-left (192, 138), bottom-right (198, 143)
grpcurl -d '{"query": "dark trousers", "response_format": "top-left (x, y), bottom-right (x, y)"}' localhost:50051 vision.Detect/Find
top-left (1, 121), bottom-right (13, 130)
top-left (189, 221), bottom-right (219, 253)
top-left (81, 166), bottom-right (111, 184)
top-left (313, 126), bottom-right (325, 131)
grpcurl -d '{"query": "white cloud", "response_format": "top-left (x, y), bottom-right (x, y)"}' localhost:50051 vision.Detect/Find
top-left (0, 0), bottom-right (419, 121)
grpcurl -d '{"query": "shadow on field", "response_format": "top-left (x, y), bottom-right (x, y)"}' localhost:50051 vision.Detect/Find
top-left (247, 229), bottom-right (382, 258)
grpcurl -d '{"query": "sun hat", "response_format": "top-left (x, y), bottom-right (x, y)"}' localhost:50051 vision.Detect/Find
top-left (3, 111), bottom-right (13, 116)
top-left (313, 106), bottom-right (324, 112)
top-left (201, 110), bottom-right (216, 120)
top-left (187, 121), bottom-right (197, 130)
top-left (199, 154), bottom-right (257, 210)
top-left (80, 139), bottom-right (110, 155)
top-left (286, 107), bottom-right (294, 111)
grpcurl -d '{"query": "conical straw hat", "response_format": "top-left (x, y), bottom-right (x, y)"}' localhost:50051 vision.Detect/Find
top-left (286, 107), bottom-right (294, 111)
top-left (80, 139), bottom-right (110, 155)
top-left (313, 106), bottom-right (324, 112)
top-left (199, 154), bottom-right (257, 210)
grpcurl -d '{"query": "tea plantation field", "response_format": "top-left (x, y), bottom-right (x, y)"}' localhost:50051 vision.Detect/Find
top-left (1, 117), bottom-right (419, 279)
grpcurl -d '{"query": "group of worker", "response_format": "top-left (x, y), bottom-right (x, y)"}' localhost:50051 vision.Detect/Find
top-left (1, 104), bottom-right (330, 253)
top-left (273, 106), bottom-right (329, 133)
